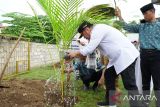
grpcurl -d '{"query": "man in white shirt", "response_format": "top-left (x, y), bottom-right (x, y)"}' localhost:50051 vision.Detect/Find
top-left (68, 21), bottom-right (140, 107)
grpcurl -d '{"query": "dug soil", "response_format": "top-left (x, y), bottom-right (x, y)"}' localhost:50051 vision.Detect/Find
top-left (0, 79), bottom-right (46, 107)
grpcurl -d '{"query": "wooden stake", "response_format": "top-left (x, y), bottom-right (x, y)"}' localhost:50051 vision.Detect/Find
top-left (0, 28), bottom-right (26, 84)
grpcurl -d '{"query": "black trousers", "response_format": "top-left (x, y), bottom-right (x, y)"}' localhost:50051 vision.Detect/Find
top-left (104, 60), bottom-right (140, 106)
top-left (140, 49), bottom-right (160, 106)
top-left (81, 69), bottom-right (102, 90)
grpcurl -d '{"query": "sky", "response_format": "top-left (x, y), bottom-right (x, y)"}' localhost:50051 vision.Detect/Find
top-left (0, 0), bottom-right (159, 22)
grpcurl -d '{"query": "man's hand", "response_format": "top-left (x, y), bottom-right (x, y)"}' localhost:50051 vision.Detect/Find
top-left (68, 51), bottom-right (81, 59)
top-left (115, 7), bottom-right (123, 20)
top-left (98, 78), bottom-right (104, 85)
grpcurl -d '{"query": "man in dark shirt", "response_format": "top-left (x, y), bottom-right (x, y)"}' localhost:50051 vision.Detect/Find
top-left (115, 3), bottom-right (160, 107)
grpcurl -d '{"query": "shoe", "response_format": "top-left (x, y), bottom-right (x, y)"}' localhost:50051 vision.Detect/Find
top-left (97, 102), bottom-right (116, 107)
top-left (142, 102), bottom-right (149, 107)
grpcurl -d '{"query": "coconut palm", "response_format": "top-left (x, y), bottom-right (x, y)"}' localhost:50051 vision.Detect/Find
top-left (37, 0), bottom-right (115, 105)
top-left (37, 0), bottom-right (86, 103)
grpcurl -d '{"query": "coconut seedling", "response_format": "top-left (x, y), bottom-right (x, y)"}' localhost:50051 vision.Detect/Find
top-left (36, 0), bottom-right (116, 106)
top-left (37, 0), bottom-right (86, 106)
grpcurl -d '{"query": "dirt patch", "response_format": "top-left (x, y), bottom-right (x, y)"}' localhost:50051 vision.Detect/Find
top-left (0, 79), bottom-right (46, 107)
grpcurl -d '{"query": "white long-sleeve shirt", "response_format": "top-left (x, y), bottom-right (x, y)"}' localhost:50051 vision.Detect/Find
top-left (80, 24), bottom-right (139, 74)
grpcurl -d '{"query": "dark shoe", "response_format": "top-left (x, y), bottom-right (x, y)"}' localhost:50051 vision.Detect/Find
top-left (97, 102), bottom-right (108, 107)
top-left (97, 101), bottom-right (116, 107)
top-left (142, 102), bottom-right (149, 107)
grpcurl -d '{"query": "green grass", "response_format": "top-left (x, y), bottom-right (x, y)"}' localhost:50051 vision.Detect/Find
top-left (15, 65), bottom-right (57, 80)
top-left (74, 81), bottom-right (105, 107)
top-left (11, 66), bottom-right (156, 107)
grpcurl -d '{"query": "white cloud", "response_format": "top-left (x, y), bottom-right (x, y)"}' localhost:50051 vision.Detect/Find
top-left (0, 0), bottom-right (45, 21)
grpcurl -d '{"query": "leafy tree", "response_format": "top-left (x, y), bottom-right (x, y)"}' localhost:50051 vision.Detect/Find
top-left (1, 12), bottom-right (55, 43)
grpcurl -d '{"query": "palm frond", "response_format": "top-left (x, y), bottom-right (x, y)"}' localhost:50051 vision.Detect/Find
top-left (38, 0), bottom-right (84, 48)
top-left (85, 4), bottom-right (115, 24)
top-left (37, 0), bottom-right (116, 48)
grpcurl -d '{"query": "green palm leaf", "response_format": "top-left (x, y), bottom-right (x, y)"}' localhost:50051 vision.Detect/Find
top-left (38, 0), bottom-right (116, 48)
top-left (85, 4), bottom-right (115, 24)
top-left (38, 0), bottom-right (84, 48)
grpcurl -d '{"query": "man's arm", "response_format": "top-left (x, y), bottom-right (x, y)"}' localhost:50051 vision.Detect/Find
top-left (68, 51), bottom-right (83, 59)
top-left (115, 7), bottom-right (140, 33)
top-left (69, 26), bottom-right (104, 58)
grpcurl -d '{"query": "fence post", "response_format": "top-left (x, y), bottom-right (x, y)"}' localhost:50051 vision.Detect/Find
top-left (28, 40), bottom-right (30, 71)
top-left (16, 61), bottom-right (19, 74)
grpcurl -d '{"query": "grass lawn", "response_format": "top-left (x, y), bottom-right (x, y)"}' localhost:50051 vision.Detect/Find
top-left (9, 66), bottom-right (156, 107)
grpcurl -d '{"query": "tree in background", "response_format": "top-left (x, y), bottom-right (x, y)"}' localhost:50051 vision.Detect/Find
top-left (1, 12), bottom-right (55, 44)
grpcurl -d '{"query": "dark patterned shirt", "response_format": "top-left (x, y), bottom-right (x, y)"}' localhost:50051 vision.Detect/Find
top-left (122, 18), bottom-right (160, 50)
